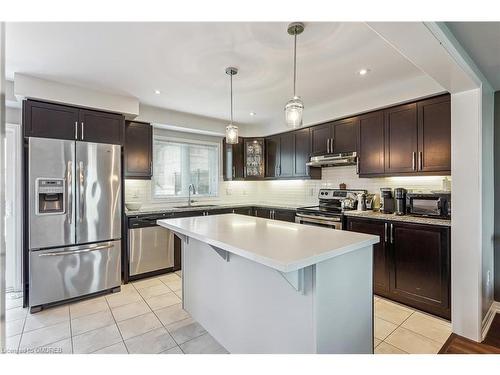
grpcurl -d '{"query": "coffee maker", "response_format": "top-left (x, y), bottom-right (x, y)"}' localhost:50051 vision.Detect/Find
top-left (394, 188), bottom-right (407, 216)
top-left (380, 188), bottom-right (395, 214)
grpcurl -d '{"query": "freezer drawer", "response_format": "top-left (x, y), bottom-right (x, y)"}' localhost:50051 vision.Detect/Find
top-left (129, 226), bottom-right (174, 276)
top-left (29, 240), bottom-right (121, 307)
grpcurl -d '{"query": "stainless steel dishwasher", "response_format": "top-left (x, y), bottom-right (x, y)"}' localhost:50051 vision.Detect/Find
top-left (128, 214), bottom-right (174, 277)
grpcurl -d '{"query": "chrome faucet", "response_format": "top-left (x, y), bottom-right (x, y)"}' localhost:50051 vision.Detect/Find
top-left (188, 184), bottom-right (196, 206)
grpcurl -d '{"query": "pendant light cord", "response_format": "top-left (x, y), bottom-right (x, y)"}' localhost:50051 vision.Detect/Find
top-left (230, 72), bottom-right (233, 123)
top-left (293, 28), bottom-right (297, 97)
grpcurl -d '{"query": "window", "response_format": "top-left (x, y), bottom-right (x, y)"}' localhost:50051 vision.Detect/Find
top-left (152, 137), bottom-right (219, 199)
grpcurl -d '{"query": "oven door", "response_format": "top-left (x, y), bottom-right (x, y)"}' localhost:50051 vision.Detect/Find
top-left (295, 213), bottom-right (342, 230)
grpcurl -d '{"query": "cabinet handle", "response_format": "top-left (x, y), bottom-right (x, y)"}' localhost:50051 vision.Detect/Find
top-left (331, 138), bottom-right (334, 153)
top-left (81, 122), bottom-right (84, 140)
top-left (74, 121), bottom-right (78, 139)
top-left (390, 223), bottom-right (394, 244)
top-left (232, 166), bottom-right (235, 178)
top-left (412, 152), bottom-right (416, 171)
top-left (418, 151), bottom-right (423, 170)
top-left (326, 139), bottom-right (329, 154)
top-left (384, 223), bottom-right (388, 243)
top-left (356, 156), bottom-right (360, 174)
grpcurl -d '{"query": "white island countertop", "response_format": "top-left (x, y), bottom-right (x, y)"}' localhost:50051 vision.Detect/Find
top-left (157, 213), bottom-right (379, 272)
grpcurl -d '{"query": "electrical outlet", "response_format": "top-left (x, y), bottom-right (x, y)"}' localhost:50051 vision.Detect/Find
top-left (226, 188), bottom-right (232, 196)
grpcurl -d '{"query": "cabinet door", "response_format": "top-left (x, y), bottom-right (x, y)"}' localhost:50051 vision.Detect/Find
top-left (23, 100), bottom-right (79, 140)
top-left (279, 132), bottom-right (295, 177)
top-left (358, 111), bottom-right (385, 176)
top-left (345, 217), bottom-right (390, 295)
top-left (265, 136), bottom-right (280, 178)
top-left (310, 123), bottom-right (331, 156)
top-left (294, 128), bottom-right (310, 176)
top-left (244, 138), bottom-right (265, 179)
top-left (273, 209), bottom-right (296, 223)
top-left (384, 103), bottom-right (418, 174)
top-left (232, 207), bottom-right (253, 216)
top-left (417, 95), bottom-right (451, 173)
top-left (79, 109), bottom-right (124, 145)
top-left (222, 138), bottom-right (244, 181)
top-left (390, 222), bottom-right (450, 318)
top-left (125, 121), bottom-right (152, 179)
top-left (332, 117), bottom-right (358, 154)
top-left (254, 207), bottom-right (272, 218)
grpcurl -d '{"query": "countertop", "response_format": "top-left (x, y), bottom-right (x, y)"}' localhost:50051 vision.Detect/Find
top-left (343, 210), bottom-right (451, 227)
top-left (157, 214), bottom-right (379, 272)
top-left (125, 202), bottom-right (304, 216)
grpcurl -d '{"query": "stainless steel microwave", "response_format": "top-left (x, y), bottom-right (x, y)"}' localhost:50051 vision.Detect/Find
top-left (406, 193), bottom-right (451, 219)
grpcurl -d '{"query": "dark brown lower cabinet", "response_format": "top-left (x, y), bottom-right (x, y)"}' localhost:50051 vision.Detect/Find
top-left (345, 217), bottom-right (390, 295)
top-left (272, 209), bottom-right (296, 223)
top-left (345, 216), bottom-right (451, 319)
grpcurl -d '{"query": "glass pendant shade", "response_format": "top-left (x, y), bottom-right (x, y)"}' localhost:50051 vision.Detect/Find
top-left (284, 96), bottom-right (304, 129)
top-left (225, 123), bottom-right (239, 144)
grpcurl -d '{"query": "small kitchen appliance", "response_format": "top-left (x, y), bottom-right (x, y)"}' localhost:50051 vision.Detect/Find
top-left (406, 192), bottom-right (451, 219)
top-left (380, 188), bottom-right (395, 214)
top-left (394, 188), bottom-right (407, 216)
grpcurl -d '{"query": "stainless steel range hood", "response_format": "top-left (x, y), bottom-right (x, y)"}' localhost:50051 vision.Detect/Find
top-left (306, 152), bottom-right (357, 167)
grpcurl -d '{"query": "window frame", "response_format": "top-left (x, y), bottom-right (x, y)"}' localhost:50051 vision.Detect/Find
top-left (151, 135), bottom-right (220, 201)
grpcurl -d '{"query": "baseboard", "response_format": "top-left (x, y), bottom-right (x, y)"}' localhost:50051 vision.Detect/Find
top-left (482, 301), bottom-right (500, 341)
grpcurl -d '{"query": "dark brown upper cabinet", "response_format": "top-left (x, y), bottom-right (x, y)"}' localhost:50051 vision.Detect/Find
top-left (23, 99), bottom-right (125, 145)
top-left (332, 117), bottom-right (358, 154)
top-left (78, 109), bottom-right (124, 145)
top-left (357, 111), bottom-right (385, 176)
top-left (310, 118), bottom-right (358, 156)
top-left (294, 128), bottom-right (311, 176)
top-left (358, 94), bottom-right (450, 177)
top-left (264, 129), bottom-right (321, 180)
top-left (384, 103), bottom-right (418, 174)
top-left (265, 135), bottom-right (281, 178)
top-left (310, 123), bottom-right (331, 156)
top-left (222, 138), bottom-right (245, 181)
top-left (23, 100), bottom-right (80, 140)
top-left (124, 121), bottom-right (152, 179)
top-left (417, 95), bottom-right (451, 172)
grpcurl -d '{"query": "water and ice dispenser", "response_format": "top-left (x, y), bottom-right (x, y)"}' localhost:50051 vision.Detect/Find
top-left (36, 178), bottom-right (65, 214)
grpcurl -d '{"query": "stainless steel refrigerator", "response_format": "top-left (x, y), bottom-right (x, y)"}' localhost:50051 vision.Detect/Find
top-left (28, 137), bottom-right (122, 311)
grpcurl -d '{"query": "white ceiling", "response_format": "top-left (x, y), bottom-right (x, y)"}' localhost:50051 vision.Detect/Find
top-left (447, 22), bottom-right (500, 90)
top-left (6, 22), bottom-right (438, 130)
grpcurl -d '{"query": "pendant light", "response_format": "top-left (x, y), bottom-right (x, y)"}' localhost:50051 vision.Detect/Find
top-left (225, 67), bottom-right (239, 144)
top-left (284, 22), bottom-right (305, 129)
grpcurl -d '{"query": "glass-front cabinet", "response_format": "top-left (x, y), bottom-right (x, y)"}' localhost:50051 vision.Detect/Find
top-left (244, 138), bottom-right (265, 179)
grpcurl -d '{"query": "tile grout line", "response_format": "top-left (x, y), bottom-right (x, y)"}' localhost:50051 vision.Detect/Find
top-left (131, 276), bottom-right (182, 352)
top-left (103, 293), bottom-right (129, 354)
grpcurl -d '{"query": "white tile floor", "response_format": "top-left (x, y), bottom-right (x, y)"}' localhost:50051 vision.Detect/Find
top-left (4, 272), bottom-right (451, 354)
top-left (4, 271), bottom-right (227, 354)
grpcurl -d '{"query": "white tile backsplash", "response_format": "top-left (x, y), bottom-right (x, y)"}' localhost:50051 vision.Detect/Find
top-left (125, 166), bottom-right (450, 208)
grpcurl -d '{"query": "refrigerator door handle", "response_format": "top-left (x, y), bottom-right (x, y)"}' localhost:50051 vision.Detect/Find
top-left (66, 161), bottom-right (73, 224)
top-left (78, 161), bottom-right (85, 222)
top-left (38, 244), bottom-right (114, 257)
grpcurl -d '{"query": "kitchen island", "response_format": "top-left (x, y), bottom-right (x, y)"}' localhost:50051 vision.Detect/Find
top-left (157, 214), bottom-right (379, 354)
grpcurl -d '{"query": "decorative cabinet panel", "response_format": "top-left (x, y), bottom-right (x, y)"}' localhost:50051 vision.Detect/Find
top-left (265, 135), bottom-right (280, 178)
top-left (345, 216), bottom-right (450, 319)
top-left (23, 99), bottom-right (124, 145)
top-left (332, 117), bottom-right (358, 154)
top-left (244, 138), bottom-right (265, 179)
top-left (222, 138), bottom-right (245, 181)
top-left (310, 123), bottom-right (331, 156)
top-left (294, 128), bottom-right (311, 176)
top-left (124, 121), bottom-right (152, 179)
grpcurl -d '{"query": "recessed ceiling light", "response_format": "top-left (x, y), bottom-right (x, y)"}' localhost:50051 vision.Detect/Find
top-left (358, 69), bottom-right (370, 76)
top-left (154, 89), bottom-right (161, 94)
top-left (250, 112), bottom-right (256, 116)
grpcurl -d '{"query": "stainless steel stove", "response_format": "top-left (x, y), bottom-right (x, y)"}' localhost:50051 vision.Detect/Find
top-left (296, 189), bottom-right (367, 229)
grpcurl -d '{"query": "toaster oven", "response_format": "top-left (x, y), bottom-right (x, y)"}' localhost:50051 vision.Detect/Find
top-left (406, 193), bottom-right (451, 219)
